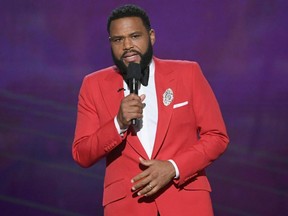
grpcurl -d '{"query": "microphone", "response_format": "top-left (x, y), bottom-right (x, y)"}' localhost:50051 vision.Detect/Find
top-left (126, 62), bottom-right (142, 125)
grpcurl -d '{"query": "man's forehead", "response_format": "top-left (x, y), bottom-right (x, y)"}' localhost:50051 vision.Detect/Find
top-left (109, 17), bottom-right (145, 33)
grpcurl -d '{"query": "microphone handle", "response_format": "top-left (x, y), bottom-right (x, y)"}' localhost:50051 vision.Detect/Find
top-left (130, 78), bottom-right (138, 94)
top-left (131, 118), bottom-right (137, 125)
top-left (130, 78), bottom-right (138, 125)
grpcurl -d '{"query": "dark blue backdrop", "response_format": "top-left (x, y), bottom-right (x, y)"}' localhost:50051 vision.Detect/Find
top-left (1, 0), bottom-right (287, 215)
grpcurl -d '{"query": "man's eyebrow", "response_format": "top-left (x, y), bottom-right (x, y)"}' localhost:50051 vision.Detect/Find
top-left (110, 31), bottom-right (143, 37)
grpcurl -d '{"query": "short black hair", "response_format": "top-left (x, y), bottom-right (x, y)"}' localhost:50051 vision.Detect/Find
top-left (107, 4), bottom-right (151, 33)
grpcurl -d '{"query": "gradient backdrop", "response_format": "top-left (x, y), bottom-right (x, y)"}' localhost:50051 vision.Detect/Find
top-left (1, 0), bottom-right (287, 215)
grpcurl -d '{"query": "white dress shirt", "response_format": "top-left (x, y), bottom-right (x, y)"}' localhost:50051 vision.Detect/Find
top-left (114, 60), bottom-right (179, 178)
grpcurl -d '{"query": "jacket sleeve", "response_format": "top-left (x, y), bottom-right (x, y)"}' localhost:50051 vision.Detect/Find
top-left (173, 62), bottom-right (229, 186)
top-left (72, 75), bottom-right (125, 168)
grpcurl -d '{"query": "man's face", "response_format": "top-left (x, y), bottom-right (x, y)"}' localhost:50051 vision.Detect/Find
top-left (109, 17), bottom-right (155, 73)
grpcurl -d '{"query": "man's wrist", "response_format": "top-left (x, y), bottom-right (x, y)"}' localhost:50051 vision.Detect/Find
top-left (114, 116), bottom-right (128, 136)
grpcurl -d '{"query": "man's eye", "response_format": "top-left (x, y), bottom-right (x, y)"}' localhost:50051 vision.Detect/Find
top-left (131, 34), bottom-right (141, 39)
top-left (111, 38), bottom-right (122, 43)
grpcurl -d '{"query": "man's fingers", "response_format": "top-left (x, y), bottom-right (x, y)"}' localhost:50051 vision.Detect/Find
top-left (131, 168), bottom-right (149, 184)
top-left (131, 159), bottom-right (176, 197)
top-left (118, 94), bottom-right (145, 127)
top-left (138, 182), bottom-right (158, 197)
top-left (139, 157), bottom-right (153, 166)
top-left (131, 177), bottom-right (150, 191)
top-left (139, 94), bottom-right (146, 102)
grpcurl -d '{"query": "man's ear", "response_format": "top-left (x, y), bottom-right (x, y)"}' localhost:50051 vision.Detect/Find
top-left (149, 29), bottom-right (156, 45)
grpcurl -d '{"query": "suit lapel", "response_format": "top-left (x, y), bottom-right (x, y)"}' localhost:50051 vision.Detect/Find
top-left (152, 58), bottom-right (177, 159)
top-left (99, 67), bottom-right (148, 159)
top-left (99, 67), bottom-right (124, 118)
top-left (127, 128), bottom-right (149, 159)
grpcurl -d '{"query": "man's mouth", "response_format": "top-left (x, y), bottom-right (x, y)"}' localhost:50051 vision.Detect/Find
top-left (122, 52), bottom-right (141, 64)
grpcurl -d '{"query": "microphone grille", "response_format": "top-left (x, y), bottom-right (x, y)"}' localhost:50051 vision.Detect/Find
top-left (126, 63), bottom-right (141, 80)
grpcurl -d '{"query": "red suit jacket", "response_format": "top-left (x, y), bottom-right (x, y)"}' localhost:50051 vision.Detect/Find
top-left (73, 57), bottom-right (229, 216)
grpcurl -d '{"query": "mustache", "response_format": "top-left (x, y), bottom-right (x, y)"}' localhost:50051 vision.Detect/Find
top-left (121, 50), bottom-right (143, 60)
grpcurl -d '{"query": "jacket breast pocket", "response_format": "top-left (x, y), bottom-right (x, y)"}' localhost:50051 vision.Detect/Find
top-left (171, 100), bottom-right (194, 127)
top-left (173, 101), bottom-right (188, 109)
top-left (103, 179), bottom-right (127, 206)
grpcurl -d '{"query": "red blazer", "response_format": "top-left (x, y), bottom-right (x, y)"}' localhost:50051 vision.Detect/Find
top-left (73, 57), bottom-right (229, 216)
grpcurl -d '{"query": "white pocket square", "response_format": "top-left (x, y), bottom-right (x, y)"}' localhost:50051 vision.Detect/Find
top-left (173, 101), bottom-right (188, 109)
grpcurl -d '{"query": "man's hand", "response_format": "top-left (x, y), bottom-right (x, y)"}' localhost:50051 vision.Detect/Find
top-left (117, 94), bottom-right (145, 129)
top-left (131, 157), bottom-right (176, 197)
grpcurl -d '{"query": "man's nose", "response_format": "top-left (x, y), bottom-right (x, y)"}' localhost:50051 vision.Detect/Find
top-left (123, 37), bottom-right (133, 50)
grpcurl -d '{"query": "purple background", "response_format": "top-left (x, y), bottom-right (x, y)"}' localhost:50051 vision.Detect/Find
top-left (1, 0), bottom-right (287, 215)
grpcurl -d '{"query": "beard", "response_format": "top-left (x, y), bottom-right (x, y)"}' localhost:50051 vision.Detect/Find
top-left (111, 40), bottom-right (153, 79)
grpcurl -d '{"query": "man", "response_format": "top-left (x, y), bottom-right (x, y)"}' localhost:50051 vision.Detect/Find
top-left (72, 4), bottom-right (229, 216)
